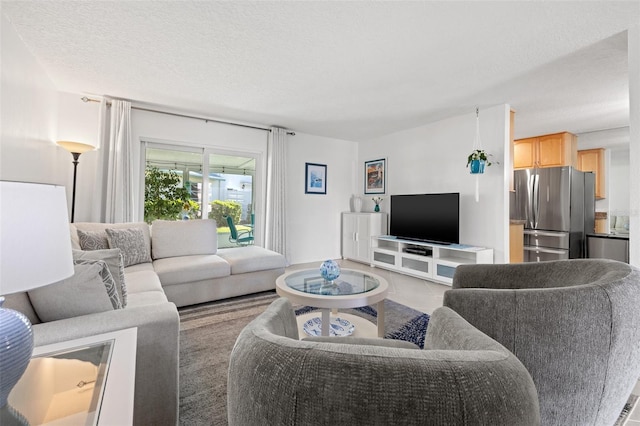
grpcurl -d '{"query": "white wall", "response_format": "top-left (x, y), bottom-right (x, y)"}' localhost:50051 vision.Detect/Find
top-left (360, 105), bottom-right (511, 264)
top-left (287, 132), bottom-right (359, 265)
top-left (56, 92), bottom-right (101, 222)
top-left (0, 15), bottom-right (63, 186)
top-left (609, 148), bottom-right (630, 217)
top-left (628, 23), bottom-right (640, 267)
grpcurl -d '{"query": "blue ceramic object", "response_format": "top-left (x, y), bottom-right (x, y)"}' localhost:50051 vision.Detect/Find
top-left (0, 297), bottom-right (34, 411)
top-left (470, 159), bottom-right (485, 174)
top-left (319, 260), bottom-right (340, 282)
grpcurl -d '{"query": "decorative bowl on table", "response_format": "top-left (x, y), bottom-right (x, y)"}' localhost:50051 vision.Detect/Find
top-left (302, 316), bottom-right (355, 337)
top-left (319, 260), bottom-right (340, 283)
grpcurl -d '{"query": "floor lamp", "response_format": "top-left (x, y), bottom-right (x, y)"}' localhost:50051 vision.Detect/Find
top-left (57, 141), bottom-right (95, 222)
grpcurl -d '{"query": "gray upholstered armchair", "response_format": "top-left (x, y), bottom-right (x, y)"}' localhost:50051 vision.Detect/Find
top-left (444, 259), bottom-right (640, 426)
top-left (228, 297), bottom-right (539, 426)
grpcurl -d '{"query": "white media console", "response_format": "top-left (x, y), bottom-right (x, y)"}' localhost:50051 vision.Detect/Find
top-left (371, 236), bottom-right (494, 285)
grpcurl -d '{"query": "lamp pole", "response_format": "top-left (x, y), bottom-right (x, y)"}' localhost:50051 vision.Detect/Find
top-left (70, 152), bottom-right (81, 223)
top-left (57, 141), bottom-right (95, 223)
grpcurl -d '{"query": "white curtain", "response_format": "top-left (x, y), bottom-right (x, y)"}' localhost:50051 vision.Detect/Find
top-left (265, 127), bottom-right (288, 262)
top-left (92, 99), bottom-right (134, 223)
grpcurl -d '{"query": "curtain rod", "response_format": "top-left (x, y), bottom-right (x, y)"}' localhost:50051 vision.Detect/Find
top-left (80, 96), bottom-right (295, 135)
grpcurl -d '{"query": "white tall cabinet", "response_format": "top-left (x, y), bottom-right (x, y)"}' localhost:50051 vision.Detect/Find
top-left (342, 212), bottom-right (387, 264)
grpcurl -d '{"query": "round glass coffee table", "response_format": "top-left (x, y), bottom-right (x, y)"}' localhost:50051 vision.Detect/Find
top-left (275, 268), bottom-right (389, 337)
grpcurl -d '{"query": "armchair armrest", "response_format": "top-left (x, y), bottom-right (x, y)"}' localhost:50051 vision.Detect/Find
top-left (303, 336), bottom-right (419, 349)
top-left (32, 303), bottom-right (179, 426)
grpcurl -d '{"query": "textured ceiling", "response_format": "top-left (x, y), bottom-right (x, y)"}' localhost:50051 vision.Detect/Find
top-left (2, 1), bottom-right (638, 141)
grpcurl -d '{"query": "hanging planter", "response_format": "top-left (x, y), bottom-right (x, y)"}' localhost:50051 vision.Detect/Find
top-left (466, 149), bottom-right (492, 174)
top-left (469, 159), bottom-right (485, 174)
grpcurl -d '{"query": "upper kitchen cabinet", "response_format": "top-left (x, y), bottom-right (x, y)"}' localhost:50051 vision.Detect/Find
top-left (578, 148), bottom-right (606, 199)
top-left (514, 132), bottom-right (577, 169)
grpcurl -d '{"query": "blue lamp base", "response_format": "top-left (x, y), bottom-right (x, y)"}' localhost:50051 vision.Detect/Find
top-left (0, 297), bottom-right (33, 425)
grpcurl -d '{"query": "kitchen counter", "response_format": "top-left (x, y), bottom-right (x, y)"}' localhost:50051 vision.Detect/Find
top-left (587, 233), bottom-right (629, 240)
top-left (586, 233), bottom-right (629, 263)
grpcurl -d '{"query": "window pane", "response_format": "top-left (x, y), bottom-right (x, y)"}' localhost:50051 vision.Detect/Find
top-left (208, 154), bottom-right (255, 248)
top-left (145, 148), bottom-right (203, 223)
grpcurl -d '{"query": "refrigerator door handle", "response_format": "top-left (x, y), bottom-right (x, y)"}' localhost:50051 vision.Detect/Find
top-left (524, 246), bottom-right (568, 255)
top-left (532, 173), bottom-right (540, 228)
top-left (526, 175), bottom-right (533, 228)
top-left (523, 230), bottom-right (567, 238)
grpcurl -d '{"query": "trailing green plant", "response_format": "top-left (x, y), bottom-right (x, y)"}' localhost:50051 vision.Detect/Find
top-left (144, 166), bottom-right (195, 223)
top-left (466, 149), bottom-right (494, 167)
top-left (208, 200), bottom-right (242, 226)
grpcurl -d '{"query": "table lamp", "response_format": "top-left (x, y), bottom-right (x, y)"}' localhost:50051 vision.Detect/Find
top-left (57, 141), bottom-right (95, 222)
top-left (0, 181), bottom-right (74, 424)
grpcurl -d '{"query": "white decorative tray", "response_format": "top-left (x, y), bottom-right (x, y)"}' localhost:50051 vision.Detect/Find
top-left (302, 316), bottom-right (355, 337)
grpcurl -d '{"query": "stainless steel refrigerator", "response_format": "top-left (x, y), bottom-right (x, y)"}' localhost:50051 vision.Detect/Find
top-left (514, 166), bottom-right (595, 262)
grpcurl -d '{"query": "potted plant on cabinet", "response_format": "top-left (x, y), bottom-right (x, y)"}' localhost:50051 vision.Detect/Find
top-left (466, 149), bottom-right (493, 174)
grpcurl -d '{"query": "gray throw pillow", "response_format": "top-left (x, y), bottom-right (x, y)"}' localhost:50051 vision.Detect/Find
top-left (72, 248), bottom-right (128, 307)
top-left (77, 229), bottom-right (110, 250)
top-left (28, 260), bottom-right (121, 322)
top-left (106, 228), bottom-right (152, 267)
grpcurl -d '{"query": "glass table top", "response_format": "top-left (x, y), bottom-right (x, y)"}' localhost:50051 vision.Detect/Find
top-left (8, 340), bottom-right (114, 426)
top-left (284, 269), bottom-right (380, 296)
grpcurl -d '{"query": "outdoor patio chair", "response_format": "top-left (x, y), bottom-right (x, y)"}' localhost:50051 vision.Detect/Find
top-left (226, 215), bottom-right (254, 246)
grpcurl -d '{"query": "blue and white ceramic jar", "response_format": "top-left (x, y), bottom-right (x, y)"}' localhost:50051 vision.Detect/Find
top-left (319, 260), bottom-right (341, 283)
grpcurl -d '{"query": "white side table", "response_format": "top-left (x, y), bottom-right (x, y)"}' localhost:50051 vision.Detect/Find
top-left (8, 328), bottom-right (137, 426)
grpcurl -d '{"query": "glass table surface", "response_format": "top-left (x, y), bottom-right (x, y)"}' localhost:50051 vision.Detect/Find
top-left (284, 269), bottom-right (380, 296)
top-left (8, 340), bottom-right (114, 426)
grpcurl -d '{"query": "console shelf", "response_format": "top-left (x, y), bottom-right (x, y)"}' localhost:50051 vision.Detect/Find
top-left (371, 236), bottom-right (494, 285)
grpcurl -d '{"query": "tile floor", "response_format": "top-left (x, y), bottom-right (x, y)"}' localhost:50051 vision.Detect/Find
top-left (286, 259), bottom-right (640, 424)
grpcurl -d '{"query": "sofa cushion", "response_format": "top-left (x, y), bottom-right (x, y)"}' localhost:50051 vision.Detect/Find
top-left (217, 246), bottom-right (287, 275)
top-left (69, 223), bottom-right (81, 250)
top-left (77, 229), bottom-right (110, 250)
top-left (74, 222), bottom-right (151, 257)
top-left (28, 260), bottom-right (120, 322)
top-left (153, 255), bottom-right (230, 286)
top-left (151, 219), bottom-right (218, 259)
top-left (106, 228), bottom-right (152, 267)
top-left (73, 249), bottom-right (127, 307)
top-left (126, 291), bottom-right (169, 308)
top-left (124, 262), bottom-right (155, 274)
top-left (2, 292), bottom-right (41, 325)
top-left (124, 269), bottom-right (165, 294)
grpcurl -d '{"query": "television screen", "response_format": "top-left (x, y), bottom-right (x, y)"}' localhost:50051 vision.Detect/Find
top-left (390, 193), bottom-right (459, 245)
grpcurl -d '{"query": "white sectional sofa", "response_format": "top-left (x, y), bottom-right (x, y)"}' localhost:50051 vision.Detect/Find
top-left (4, 219), bottom-right (286, 425)
top-left (72, 219), bottom-right (287, 307)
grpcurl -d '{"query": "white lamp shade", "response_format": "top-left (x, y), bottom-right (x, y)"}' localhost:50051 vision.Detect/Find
top-left (57, 141), bottom-right (95, 154)
top-left (0, 181), bottom-right (74, 295)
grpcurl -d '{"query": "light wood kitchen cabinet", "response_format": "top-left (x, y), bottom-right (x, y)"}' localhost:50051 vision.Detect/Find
top-left (514, 132), bottom-right (577, 169)
top-left (578, 148), bottom-right (606, 199)
top-left (509, 222), bottom-right (524, 263)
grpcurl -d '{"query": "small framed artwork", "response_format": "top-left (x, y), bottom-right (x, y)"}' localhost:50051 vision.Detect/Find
top-left (364, 158), bottom-right (386, 194)
top-left (305, 163), bottom-right (327, 194)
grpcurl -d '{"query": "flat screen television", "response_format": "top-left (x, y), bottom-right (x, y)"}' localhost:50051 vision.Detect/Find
top-left (390, 193), bottom-right (460, 245)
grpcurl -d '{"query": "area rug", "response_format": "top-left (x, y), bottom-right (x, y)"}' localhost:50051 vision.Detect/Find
top-left (178, 291), bottom-right (429, 425)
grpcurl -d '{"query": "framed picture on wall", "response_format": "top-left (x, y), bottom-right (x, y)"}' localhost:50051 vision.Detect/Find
top-left (305, 163), bottom-right (327, 194)
top-left (364, 158), bottom-right (386, 194)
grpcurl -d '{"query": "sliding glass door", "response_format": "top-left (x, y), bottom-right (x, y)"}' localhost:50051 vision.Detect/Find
top-left (144, 143), bottom-right (259, 248)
